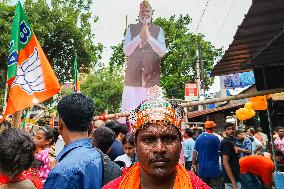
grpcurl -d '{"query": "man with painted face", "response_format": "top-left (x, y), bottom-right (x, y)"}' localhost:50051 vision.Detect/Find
top-left (103, 86), bottom-right (210, 189)
top-left (121, 0), bottom-right (167, 113)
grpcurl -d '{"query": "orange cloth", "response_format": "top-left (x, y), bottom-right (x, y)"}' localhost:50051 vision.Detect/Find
top-left (240, 155), bottom-right (274, 185)
top-left (118, 162), bottom-right (193, 189)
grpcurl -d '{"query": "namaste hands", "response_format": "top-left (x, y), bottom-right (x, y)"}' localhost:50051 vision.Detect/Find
top-left (140, 18), bottom-right (150, 48)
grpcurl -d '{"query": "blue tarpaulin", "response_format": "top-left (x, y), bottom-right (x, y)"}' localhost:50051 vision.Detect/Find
top-left (224, 71), bottom-right (255, 88)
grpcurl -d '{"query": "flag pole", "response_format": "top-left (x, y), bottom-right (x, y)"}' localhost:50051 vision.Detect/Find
top-left (3, 84), bottom-right (8, 107)
top-left (73, 52), bottom-right (78, 93)
top-left (12, 110), bottom-right (22, 128)
top-left (22, 108), bottom-right (30, 129)
top-left (1, 76), bottom-right (8, 121)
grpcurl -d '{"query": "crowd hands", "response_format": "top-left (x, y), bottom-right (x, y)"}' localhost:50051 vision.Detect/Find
top-left (0, 94), bottom-right (284, 189)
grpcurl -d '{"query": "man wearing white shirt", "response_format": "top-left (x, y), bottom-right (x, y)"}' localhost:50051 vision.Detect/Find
top-left (121, 0), bottom-right (167, 112)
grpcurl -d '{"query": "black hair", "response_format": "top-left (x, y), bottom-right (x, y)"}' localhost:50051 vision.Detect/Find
top-left (184, 128), bottom-right (195, 137)
top-left (0, 128), bottom-right (36, 178)
top-left (256, 126), bottom-right (262, 132)
top-left (123, 132), bottom-right (135, 146)
top-left (57, 93), bottom-right (95, 132)
top-left (38, 126), bottom-right (59, 145)
top-left (109, 122), bottom-right (128, 137)
top-left (276, 126), bottom-right (284, 131)
top-left (235, 130), bottom-right (244, 136)
top-left (92, 126), bottom-right (115, 154)
top-left (248, 128), bottom-right (256, 135)
top-left (105, 121), bottom-right (117, 130)
top-left (275, 149), bottom-right (284, 156)
top-left (224, 122), bottom-right (235, 130)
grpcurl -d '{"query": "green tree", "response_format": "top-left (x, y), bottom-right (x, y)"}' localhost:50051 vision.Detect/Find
top-left (0, 0), bottom-right (103, 83)
top-left (109, 15), bottom-right (222, 99)
top-left (80, 67), bottom-right (124, 115)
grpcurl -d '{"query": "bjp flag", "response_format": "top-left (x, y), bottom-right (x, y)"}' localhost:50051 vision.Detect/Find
top-left (0, 2), bottom-right (60, 123)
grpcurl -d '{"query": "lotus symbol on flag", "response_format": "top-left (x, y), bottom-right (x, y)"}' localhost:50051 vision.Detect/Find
top-left (12, 47), bottom-right (45, 94)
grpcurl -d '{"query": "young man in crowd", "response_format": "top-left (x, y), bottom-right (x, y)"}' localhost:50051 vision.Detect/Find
top-left (182, 128), bottom-right (195, 170)
top-left (221, 122), bottom-right (241, 189)
top-left (44, 93), bottom-right (102, 189)
top-left (92, 126), bottom-right (122, 185)
top-left (192, 121), bottom-right (222, 189)
top-left (106, 122), bottom-right (129, 161)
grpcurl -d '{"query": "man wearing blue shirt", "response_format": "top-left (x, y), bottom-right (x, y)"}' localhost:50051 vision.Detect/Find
top-left (182, 128), bottom-right (195, 170)
top-left (192, 121), bottom-right (222, 189)
top-left (44, 93), bottom-right (102, 189)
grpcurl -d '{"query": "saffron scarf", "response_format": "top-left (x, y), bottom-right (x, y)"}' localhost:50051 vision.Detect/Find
top-left (118, 162), bottom-right (193, 189)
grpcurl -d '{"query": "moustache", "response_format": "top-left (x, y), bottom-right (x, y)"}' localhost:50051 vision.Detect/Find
top-left (149, 153), bottom-right (170, 163)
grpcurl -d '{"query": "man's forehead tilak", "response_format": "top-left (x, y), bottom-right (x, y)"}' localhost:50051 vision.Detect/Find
top-left (137, 124), bottom-right (179, 138)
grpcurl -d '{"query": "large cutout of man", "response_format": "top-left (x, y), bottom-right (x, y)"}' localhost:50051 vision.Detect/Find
top-left (121, 0), bottom-right (167, 112)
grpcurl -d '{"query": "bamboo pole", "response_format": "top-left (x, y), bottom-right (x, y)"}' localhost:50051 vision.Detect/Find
top-left (2, 82), bottom-right (8, 111)
top-left (12, 110), bottom-right (22, 128)
top-left (93, 87), bottom-right (284, 120)
top-left (94, 112), bottom-right (130, 121)
top-left (180, 87), bottom-right (284, 107)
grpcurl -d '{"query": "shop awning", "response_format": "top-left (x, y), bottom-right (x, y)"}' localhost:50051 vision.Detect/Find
top-left (188, 103), bottom-right (244, 119)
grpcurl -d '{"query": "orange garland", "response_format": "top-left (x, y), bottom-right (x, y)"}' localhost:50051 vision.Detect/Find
top-left (118, 162), bottom-right (193, 189)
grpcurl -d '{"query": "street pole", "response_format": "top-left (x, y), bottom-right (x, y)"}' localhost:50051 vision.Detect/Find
top-left (196, 39), bottom-right (204, 110)
top-left (198, 43), bottom-right (204, 93)
top-left (196, 49), bottom-right (201, 99)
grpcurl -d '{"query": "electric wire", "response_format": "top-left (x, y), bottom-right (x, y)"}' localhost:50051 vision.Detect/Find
top-left (216, 0), bottom-right (237, 38)
top-left (195, 0), bottom-right (211, 33)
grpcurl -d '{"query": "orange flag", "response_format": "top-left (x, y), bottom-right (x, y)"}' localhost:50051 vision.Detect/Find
top-left (0, 2), bottom-right (60, 123)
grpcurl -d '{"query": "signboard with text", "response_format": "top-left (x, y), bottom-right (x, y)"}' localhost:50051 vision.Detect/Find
top-left (185, 83), bottom-right (198, 101)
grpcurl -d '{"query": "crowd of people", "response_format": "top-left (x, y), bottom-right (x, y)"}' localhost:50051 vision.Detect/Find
top-left (181, 121), bottom-right (284, 189)
top-left (0, 92), bottom-right (284, 189)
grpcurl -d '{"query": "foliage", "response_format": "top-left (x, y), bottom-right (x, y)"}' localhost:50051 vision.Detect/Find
top-left (80, 67), bottom-right (124, 114)
top-left (0, 2), bottom-right (14, 88)
top-left (0, 0), bottom-right (103, 83)
top-left (109, 42), bottom-right (124, 71)
top-left (109, 14), bottom-right (223, 99)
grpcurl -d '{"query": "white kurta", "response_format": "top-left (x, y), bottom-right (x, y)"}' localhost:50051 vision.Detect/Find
top-left (121, 26), bottom-right (167, 112)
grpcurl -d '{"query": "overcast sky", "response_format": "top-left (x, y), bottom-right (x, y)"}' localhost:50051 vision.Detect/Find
top-left (92, 0), bottom-right (252, 92)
